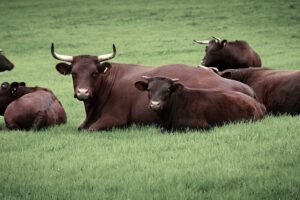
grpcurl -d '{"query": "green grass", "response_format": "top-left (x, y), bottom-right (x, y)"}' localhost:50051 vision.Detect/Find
top-left (0, 0), bottom-right (300, 199)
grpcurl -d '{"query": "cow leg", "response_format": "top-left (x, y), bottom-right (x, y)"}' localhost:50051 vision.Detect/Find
top-left (87, 116), bottom-right (127, 131)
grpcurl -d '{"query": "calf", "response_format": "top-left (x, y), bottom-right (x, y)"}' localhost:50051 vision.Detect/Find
top-left (0, 82), bottom-right (67, 130)
top-left (218, 67), bottom-right (300, 115)
top-left (194, 36), bottom-right (261, 71)
top-left (0, 49), bottom-right (14, 72)
top-left (135, 76), bottom-right (266, 131)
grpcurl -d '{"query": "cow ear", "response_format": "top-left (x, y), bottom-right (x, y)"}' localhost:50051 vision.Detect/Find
top-left (221, 40), bottom-right (227, 47)
top-left (98, 62), bottom-right (112, 74)
top-left (19, 82), bottom-right (26, 86)
top-left (134, 81), bottom-right (148, 91)
top-left (56, 63), bottom-right (72, 75)
top-left (171, 83), bottom-right (184, 94)
top-left (221, 71), bottom-right (232, 79)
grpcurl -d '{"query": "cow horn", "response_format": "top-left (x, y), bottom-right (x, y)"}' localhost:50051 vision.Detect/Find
top-left (171, 78), bottom-right (179, 82)
top-left (193, 40), bottom-right (209, 45)
top-left (142, 76), bottom-right (151, 80)
top-left (51, 43), bottom-right (74, 62)
top-left (212, 36), bottom-right (221, 42)
top-left (97, 44), bottom-right (116, 62)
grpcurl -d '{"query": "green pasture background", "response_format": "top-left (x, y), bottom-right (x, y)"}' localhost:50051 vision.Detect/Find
top-left (0, 0), bottom-right (300, 199)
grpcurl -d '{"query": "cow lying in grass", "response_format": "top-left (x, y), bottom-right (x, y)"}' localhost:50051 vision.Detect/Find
top-left (0, 82), bottom-right (67, 130)
top-left (194, 36), bottom-right (261, 71)
top-left (218, 67), bottom-right (300, 115)
top-left (51, 43), bottom-right (257, 131)
top-left (135, 76), bottom-right (266, 131)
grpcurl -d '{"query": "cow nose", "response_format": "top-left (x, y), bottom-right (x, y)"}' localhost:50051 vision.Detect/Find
top-left (76, 88), bottom-right (89, 100)
top-left (7, 64), bottom-right (14, 70)
top-left (150, 100), bottom-right (161, 110)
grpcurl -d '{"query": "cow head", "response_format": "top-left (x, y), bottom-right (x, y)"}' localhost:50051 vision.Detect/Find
top-left (51, 43), bottom-right (116, 101)
top-left (194, 36), bottom-right (227, 67)
top-left (0, 49), bottom-right (14, 72)
top-left (135, 76), bottom-right (184, 111)
top-left (0, 82), bottom-right (26, 115)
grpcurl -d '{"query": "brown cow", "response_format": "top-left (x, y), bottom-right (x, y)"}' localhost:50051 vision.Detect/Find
top-left (51, 43), bottom-right (256, 131)
top-left (0, 49), bottom-right (14, 72)
top-left (1, 82), bottom-right (67, 130)
top-left (218, 67), bottom-right (300, 115)
top-left (194, 36), bottom-right (261, 71)
top-left (134, 76), bottom-right (266, 131)
top-left (0, 82), bottom-right (25, 115)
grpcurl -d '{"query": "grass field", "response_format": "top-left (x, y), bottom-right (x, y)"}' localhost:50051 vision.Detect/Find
top-left (1, 0), bottom-right (300, 199)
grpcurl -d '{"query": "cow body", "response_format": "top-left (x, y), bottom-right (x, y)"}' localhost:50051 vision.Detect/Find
top-left (0, 83), bottom-right (66, 130)
top-left (135, 77), bottom-right (266, 131)
top-left (51, 44), bottom-right (256, 131)
top-left (220, 67), bottom-right (300, 115)
top-left (0, 50), bottom-right (14, 72)
top-left (194, 38), bottom-right (261, 71)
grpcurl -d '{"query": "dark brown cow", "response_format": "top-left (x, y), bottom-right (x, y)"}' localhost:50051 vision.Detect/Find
top-left (135, 76), bottom-right (266, 131)
top-left (0, 82), bottom-right (67, 130)
top-left (194, 36), bottom-right (261, 71)
top-left (51, 43), bottom-right (256, 131)
top-left (0, 82), bottom-right (25, 115)
top-left (218, 67), bottom-right (300, 115)
top-left (0, 49), bottom-right (14, 72)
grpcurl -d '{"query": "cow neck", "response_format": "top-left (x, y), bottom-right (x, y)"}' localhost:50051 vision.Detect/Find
top-left (83, 65), bottom-right (118, 126)
top-left (12, 87), bottom-right (39, 99)
top-left (157, 91), bottom-right (187, 130)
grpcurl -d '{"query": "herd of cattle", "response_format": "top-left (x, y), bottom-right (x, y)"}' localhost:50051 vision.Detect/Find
top-left (0, 37), bottom-right (299, 131)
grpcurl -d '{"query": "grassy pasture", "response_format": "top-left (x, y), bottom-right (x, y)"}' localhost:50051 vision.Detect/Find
top-left (0, 0), bottom-right (300, 199)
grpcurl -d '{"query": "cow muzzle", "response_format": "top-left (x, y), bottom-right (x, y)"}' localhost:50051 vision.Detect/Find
top-left (149, 100), bottom-right (161, 111)
top-left (75, 88), bottom-right (90, 100)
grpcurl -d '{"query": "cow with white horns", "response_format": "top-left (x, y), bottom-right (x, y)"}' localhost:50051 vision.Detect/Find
top-left (194, 36), bottom-right (261, 71)
top-left (51, 43), bottom-right (257, 131)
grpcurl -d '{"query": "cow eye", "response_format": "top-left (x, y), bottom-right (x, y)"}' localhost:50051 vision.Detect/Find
top-left (92, 72), bottom-right (99, 78)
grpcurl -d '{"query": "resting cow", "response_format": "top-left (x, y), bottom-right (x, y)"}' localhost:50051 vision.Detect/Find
top-left (135, 76), bottom-right (266, 131)
top-left (0, 49), bottom-right (14, 72)
top-left (218, 67), bottom-right (300, 115)
top-left (51, 43), bottom-right (256, 131)
top-left (194, 36), bottom-right (261, 71)
top-left (0, 82), bottom-right (67, 130)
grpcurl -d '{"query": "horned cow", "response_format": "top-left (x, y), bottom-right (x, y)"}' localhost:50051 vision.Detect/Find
top-left (194, 36), bottom-right (261, 71)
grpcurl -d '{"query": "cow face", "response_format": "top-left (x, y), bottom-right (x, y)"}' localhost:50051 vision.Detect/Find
top-left (201, 39), bottom-right (227, 66)
top-left (56, 57), bottom-right (111, 100)
top-left (135, 76), bottom-right (184, 111)
top-left (0, 50), bottom-right (14, 72)
top-left (51, 44), bottom-right (116, 101)
top-left (0, 82), bottom-right (25, 115)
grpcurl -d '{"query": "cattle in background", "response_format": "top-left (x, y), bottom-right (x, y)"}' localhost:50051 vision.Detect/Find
top-left (51, 43), bottom-right (256, 131)
top-left (134, 76), bottom-right (266, 131)
top-left (194, 36), bottom-right (261, 71)
top-left (218, 67), bottom-right (300, 115)
top-left (0, 49), bottom-right (14, 72)
top-left (0, 82), bottom-right (67, 130)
